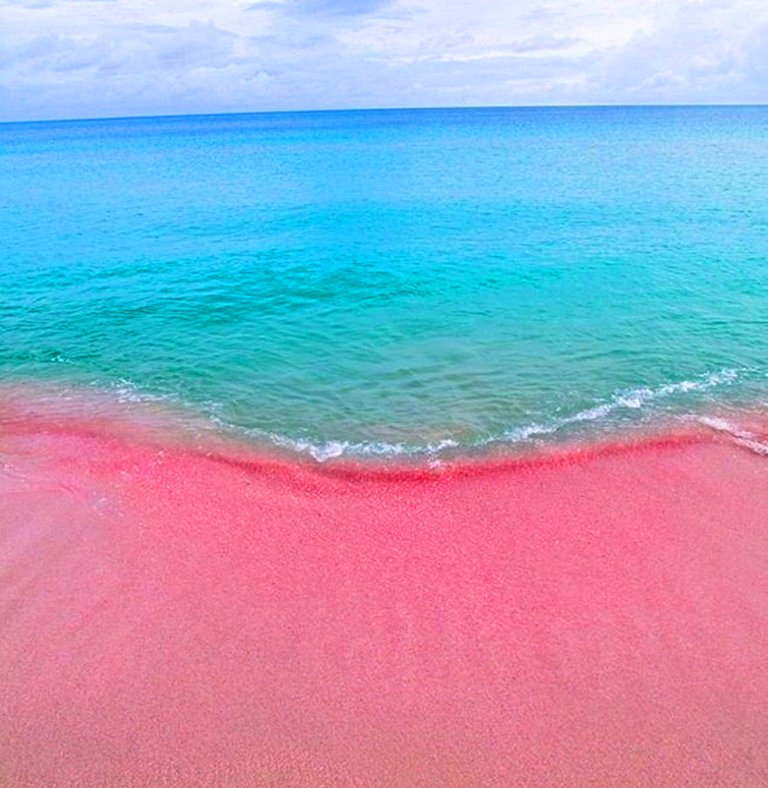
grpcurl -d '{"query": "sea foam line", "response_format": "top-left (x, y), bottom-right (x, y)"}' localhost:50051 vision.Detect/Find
top-left (256, 368), bottom-right (747, 462)
top-left (7, 367), bottom-right (748, 463)
top-left (695, 416), bottom-right (768, 457)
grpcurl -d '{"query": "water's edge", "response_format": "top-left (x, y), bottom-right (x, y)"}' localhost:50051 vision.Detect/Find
top-left (2, 375), bottom-right (766, 473)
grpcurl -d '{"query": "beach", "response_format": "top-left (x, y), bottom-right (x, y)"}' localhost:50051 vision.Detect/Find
top-left (3, 105), bottom-right (768, 786)
top-left (2, 405), bottom-right (767, 786)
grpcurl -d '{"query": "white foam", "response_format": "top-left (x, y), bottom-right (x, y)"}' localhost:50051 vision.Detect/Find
top-left (7, 366), bottom-right (749, 463)
top-left (564, 368), bottom-right (742, 427)
top-left (501, 423), bottom-right (556, 441)
top-left (696, 416), bottom-right (735, 433)
top-left (268, 433), bottom-right (460, 463)
top-left (568, 403), bottom-right (613, 422)
top-left (697, 415), bottom-right (768, 457)
top-left (252, 367), bottom-right (751, 462)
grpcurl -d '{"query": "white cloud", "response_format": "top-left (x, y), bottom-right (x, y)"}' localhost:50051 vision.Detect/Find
top-left (0, 0), bottom-right (766, 120)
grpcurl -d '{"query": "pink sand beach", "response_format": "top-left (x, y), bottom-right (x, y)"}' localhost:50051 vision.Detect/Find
top-left (2, 404), bottom-right (768, 785)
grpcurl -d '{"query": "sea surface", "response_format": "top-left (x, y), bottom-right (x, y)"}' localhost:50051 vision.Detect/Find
top-left (2, 106), bottom-right (768, 461)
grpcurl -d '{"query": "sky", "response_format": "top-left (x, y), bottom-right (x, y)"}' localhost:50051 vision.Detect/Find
top-left (1, 0), bottom-right (767, 121)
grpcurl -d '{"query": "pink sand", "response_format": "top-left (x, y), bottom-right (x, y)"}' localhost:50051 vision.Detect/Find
top-left (1, 414), bottom-right (768, 785)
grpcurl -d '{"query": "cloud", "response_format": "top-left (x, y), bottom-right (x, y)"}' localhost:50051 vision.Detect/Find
top-left (1, 21), bottom-right (238, 75)
top-left (0, 0), bottom-right (767, 121)
top-left (291, 0), bottom-right (393, 17)
top-left (0, 0), bottom-right (116, 6)
top-left (591, 0), bottom-right (768, 103)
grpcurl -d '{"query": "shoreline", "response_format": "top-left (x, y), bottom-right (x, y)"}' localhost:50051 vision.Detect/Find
top-left (2, 407), bottom-right (768, 785)
top-left (0, 388), bottom-right (764, 479)
top-left (0, 370), bottom-right (760, 467)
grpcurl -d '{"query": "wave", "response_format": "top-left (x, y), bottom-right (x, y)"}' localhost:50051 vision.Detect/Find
top-left (1, 367), bottom-right (760, 463)
top-left (247, 367), bottom-right (749, 462)
top-left (695, 416), bottom-right (768, 457)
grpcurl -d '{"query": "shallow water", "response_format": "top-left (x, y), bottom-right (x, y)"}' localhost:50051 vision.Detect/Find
top-left (2, 106), bottom-right (768, 459)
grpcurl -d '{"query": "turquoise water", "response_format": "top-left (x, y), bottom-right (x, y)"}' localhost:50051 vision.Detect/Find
top-left (2, 106), bottom-right (768, 459)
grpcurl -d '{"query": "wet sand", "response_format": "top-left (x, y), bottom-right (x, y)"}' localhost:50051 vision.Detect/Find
top-left (2, 413), bottom-right (768, 786)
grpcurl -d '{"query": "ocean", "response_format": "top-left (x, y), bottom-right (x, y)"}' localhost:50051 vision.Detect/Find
top-left (2, 105), bottom-right (768, 461)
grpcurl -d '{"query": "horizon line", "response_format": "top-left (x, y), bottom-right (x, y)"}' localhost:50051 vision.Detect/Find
top-left (2, 101), bottom-right (767, 127)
